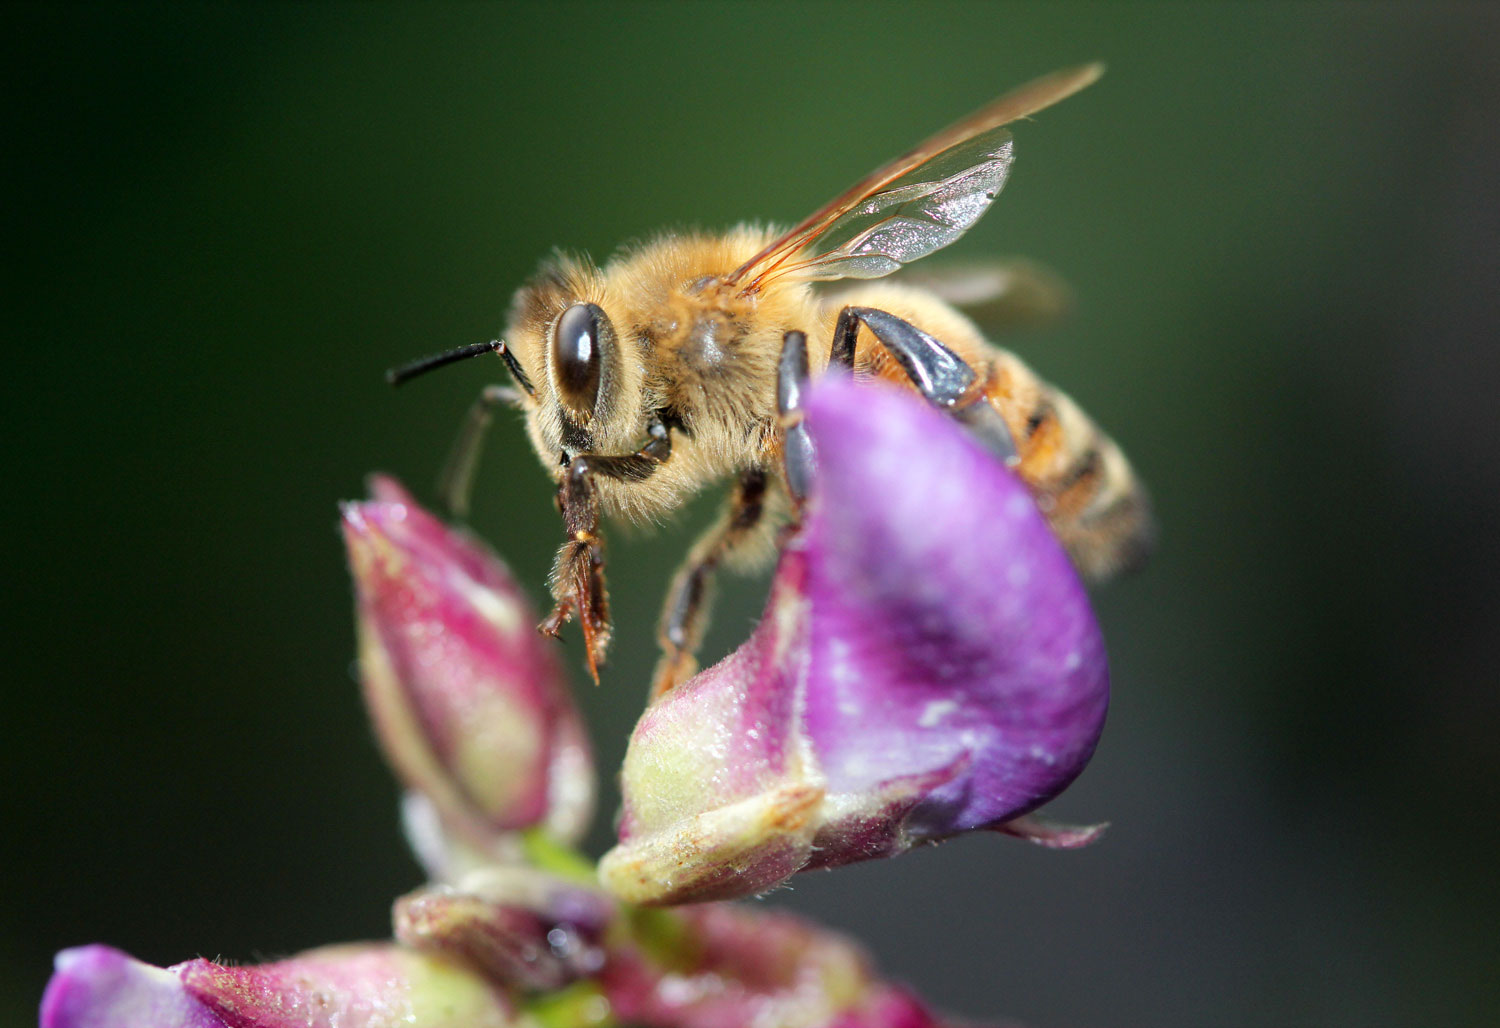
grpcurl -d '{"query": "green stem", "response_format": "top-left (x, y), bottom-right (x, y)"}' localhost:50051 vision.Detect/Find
top-left (519, 828), bottom-right (599, 885)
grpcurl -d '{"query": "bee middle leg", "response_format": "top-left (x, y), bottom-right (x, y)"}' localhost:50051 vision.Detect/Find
top-left (437, 384), bottom-right (525, 518)
top-left (650, 468), bottom-right (771, 700)
top-left (541, 419), bottom-right (672, 682)
top-left (830, 305), bottom-right (1018, 464)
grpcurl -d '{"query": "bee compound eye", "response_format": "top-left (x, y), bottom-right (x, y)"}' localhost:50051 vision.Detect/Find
top-left (552, 302), bottom-right (606, 411)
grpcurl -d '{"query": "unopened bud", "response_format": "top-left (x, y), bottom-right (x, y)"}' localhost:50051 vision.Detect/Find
top-left (342, 476), bottom-right (592, 869)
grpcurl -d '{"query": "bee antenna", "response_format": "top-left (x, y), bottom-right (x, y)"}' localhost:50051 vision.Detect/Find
top-left (385, 339), bottom-right (535, 395)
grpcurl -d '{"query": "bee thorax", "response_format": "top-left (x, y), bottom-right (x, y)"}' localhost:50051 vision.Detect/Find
top-left (680, 314), bottom-right (736, 370)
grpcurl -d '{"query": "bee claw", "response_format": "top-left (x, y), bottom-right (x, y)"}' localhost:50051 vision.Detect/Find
top-left (537, 604), bottom-right (570, 638)
top-left (649, 651), bottom-right (699, 703)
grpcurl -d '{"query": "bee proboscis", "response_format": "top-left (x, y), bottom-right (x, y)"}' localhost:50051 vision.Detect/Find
top-left (389, 63), bottom-right (1152, 692)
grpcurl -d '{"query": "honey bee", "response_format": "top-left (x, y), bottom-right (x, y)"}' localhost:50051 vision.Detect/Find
top-left (389, 64), bottom-right (1152, 693)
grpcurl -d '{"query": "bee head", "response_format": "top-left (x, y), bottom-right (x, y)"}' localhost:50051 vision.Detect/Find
top-left (502, 255), bottom-right (643, 461)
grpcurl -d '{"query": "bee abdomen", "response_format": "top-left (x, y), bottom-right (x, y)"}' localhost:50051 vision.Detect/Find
top-left (988, 351), bottom-right (1153, 583)
top-left (1053, 433), bottom-right (1154, 580)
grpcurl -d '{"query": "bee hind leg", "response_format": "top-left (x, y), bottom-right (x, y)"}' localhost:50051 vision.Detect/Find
top-left (830, 305), bottom-right (1018, 464)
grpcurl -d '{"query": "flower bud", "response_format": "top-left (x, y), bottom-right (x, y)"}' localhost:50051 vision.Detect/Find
top-left (602, 378), bottom-right (1109, 905)
top-left (395, 866), bottom-right (614, 992)
top-left (602, 903), bottom-right (961, 1028)
top-left (394, 867), bottom-right (971, 1027)
top-left (40, 943), bottom-right (516, 1028)
top-left (341, 476), bottom-right (592, 868)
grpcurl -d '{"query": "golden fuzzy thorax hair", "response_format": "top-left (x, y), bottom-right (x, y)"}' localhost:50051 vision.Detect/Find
top-left (504, 226), bottom-right (818, 523)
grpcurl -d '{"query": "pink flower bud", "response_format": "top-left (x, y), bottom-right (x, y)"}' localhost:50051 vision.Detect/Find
top-left (602, 378), bottom-right (1109, 905)
top-left (341, 476), bottom-right (592, 864)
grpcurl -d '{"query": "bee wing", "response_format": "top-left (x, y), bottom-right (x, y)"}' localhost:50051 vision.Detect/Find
top-left (728, 63), bottom-right (1102, 293)
top-left (891, 258), bottom-right (1072, 328)
top-left (770, 129), bottom-right (1015, 282)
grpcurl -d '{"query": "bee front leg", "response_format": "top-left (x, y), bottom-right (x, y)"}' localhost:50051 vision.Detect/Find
top-left (540, 420), bottom-right (672, 682)
top-left (650, 468), bottom-right (771, 701)
top-left (830, 305), bottom-right (1018, 464)
top-left (539, 461), bottom-right (611, 683)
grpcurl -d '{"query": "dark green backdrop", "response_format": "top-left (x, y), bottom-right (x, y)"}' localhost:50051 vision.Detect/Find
top-left (6, 3), bottom-right (1498, 1025)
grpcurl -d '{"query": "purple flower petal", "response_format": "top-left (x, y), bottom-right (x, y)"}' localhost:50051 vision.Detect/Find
top-left (798, 377), bottom-right (1107, 843)
top-left (41, 946), bottom-right (226, 1028)
top-left (342, 476), bottom-right (593, 865)
top-left (603, 378), bottom-right (1109, 904)
top-left (41, 944), bottom-right (516, 1028)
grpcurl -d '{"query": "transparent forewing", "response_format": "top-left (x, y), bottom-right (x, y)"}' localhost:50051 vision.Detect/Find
top-left (774, 128), bottom-right (1015, 283)
top-left (728, 65), bottom-right (1101, 292)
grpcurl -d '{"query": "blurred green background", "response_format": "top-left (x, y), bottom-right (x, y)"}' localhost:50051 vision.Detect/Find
top-left (6, 3), bottom-right (1498, 1025)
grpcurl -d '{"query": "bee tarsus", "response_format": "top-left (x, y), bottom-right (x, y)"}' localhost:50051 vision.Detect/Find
top-left (831, 307), bottom-right (975, 403)
top-left (829, 305), bottom-right (1021, 465)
